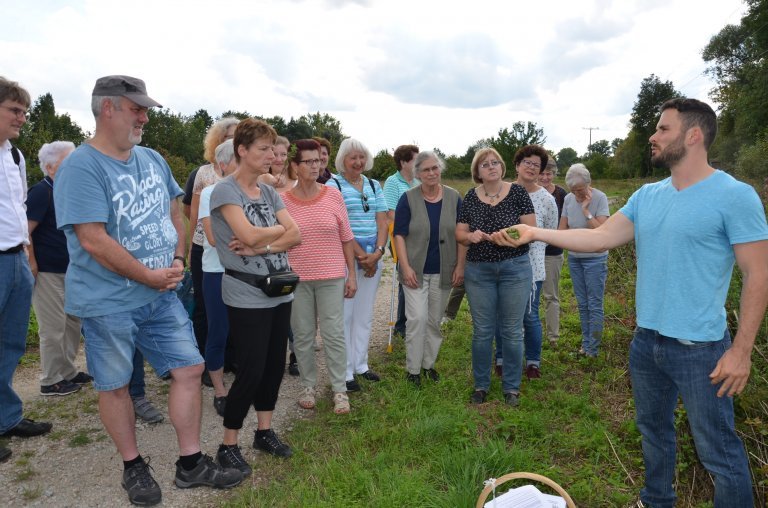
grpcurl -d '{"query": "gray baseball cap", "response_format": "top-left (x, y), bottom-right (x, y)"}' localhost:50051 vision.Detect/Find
top-left (92, 75), bottom-right (162, 108)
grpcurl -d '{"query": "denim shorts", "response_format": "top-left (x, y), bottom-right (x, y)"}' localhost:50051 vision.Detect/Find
top-left (81, 292), bottom-right (203, 391)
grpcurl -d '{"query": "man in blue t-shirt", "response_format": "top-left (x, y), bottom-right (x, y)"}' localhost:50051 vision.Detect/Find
top-left (54, 75), bottom-right (242, 506)
top-left (498, 98), bottom-right (768, 508)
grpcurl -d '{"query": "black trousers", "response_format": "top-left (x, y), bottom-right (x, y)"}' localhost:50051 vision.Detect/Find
top-left (223, 302), bottom-right (292, 430)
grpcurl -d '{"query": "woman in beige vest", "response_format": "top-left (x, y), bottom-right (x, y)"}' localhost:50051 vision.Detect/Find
top-left (393, 151), bottom-right (466, 387)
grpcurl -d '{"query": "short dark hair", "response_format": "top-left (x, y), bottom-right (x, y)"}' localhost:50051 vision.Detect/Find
top-left (512, 145), bottom-right (549, 172)
top-left (0, 76), bottom-right (31, 108)
top-left (660, 98), bottom-right (717, 150)
top-left (393, 144), bottom-right (419, 171)
top-left (233, 118), bottom-right (277, 163)
top-left (290, 139), bottom-right (321, 164)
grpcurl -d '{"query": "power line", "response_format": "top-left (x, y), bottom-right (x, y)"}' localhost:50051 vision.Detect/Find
top-left (583, 126), bottom-right (600, 147)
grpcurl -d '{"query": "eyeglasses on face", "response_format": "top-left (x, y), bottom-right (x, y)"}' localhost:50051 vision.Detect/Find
top-left (1, 105), bottom-right (29, 119)
top-left (519, 159), bottom-right (541, 170)
top-left (299, 158), bottom-right (322, 166)
top-left (361, 193), bottom-right (370, 212)
top-left (479, 160), bottom-right (502, 170)
top-left (419, 165), bottom-right (441, 174)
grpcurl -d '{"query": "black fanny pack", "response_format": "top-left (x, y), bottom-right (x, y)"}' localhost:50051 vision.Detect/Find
top-left (225, 268), bottom-right (299, 297)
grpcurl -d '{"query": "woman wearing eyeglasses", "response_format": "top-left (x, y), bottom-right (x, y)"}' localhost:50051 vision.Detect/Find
top-left (393, 151), bottom-right (465, 386)
top-left (325, 138), bottom-right (388, 392)
top-left (560, 163), bottom-right (610, 358)
top-left (512, 146), bottom-right (559, 380)
top-left (456, 147), bottom-right (536, 407)
top-left (283, 139), bottom-right (357, 414)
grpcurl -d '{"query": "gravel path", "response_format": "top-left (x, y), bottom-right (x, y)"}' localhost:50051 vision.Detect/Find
top-left (0, 261), bottom-right (398, 507)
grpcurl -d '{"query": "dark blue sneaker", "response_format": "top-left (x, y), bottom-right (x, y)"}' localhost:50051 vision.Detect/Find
top-left (174, 454), bottom-right (243, 489)
top-left (40, 380), bottom-right (81, 396)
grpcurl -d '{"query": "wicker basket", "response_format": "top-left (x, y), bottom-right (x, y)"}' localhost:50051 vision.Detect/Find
top-left (476, 472), bottom-right (576, 508)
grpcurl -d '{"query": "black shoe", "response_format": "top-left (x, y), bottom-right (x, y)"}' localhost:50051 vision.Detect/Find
top-left (358, 370), bottom-right (380, 382)
top-left (469, 390), bottom-right (487, 404)
top-left (40, 380), bottom-right (81, 396)
top-left (0, 447), bottom-right (11, 464)
top-left (253, 429), bottom-right (292, 458)
top-left (201, 371), bottom-right (214, 388)
top-left (346, 379), bottom-right (361, 392)
top-left (213, 396), bottom-right (227, 417)
top-left (288, 353), bottom-right (299, 377)
top-left (406, 373), bottom-right (421, 387)
top-left (175, 454), bottom-right (243, 489)
top-left (0, 418), bottom-right (52, 438)
top-left (504, 391), bottom-right (520, 407)
top-left (423, 368), bottom-right (440, 382)
top-left (217, 445), bottom-right (252, 476)
top-left (67, 372), bottom-right (94, 385)
top-left (122, 457), bottom-right (161, 506)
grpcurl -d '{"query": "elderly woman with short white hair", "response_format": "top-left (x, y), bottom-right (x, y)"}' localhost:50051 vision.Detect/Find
top-left (326, 138), bottom-right (388, 392)
top-left (27, 141), bottom-right (93, 396)
top-left (393, 151), bottom-right (465, 386)
top-left (560, 163), bottom-right (610, 357)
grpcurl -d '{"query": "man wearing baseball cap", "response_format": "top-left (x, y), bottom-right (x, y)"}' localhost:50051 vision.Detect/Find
top-left (54, 76), bottom-right (242, 506)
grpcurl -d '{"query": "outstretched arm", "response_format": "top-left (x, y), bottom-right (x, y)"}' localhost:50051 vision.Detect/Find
top-left (493, 211), bottom-right (635, 253)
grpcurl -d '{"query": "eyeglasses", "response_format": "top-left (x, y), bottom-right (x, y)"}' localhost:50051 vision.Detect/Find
top-left (419, 165), bottom-right (441, 174)
top-left (479, 160), bottom-right (502, 170)
top-left (361, 193), bottom-right (370, 212)
top-left (1, 105), bottom-right (29, 119)
top-left (519, 159), bottom-right (541, 170)
top-left (299, 158), bottom-right (322, 166)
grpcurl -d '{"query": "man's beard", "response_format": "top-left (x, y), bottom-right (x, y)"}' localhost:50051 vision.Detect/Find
top-left (651, 134), bottom-right (686, 169)
top-left (128, 130), bottom-right (143, 145)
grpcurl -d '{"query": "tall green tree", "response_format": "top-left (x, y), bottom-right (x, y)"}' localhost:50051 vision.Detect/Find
top-left (489, 121), bottom-right (546, 169)
top-left (703, 0), bottom-right (768, 169)
top-left (16, 93), bottom-right (87, 187)
top-left (556, 147), bottom-right (579, 169)
top-left (587, 139), bottom-right (611, 157)
top-left (616, 74), bottom-right (681, 177)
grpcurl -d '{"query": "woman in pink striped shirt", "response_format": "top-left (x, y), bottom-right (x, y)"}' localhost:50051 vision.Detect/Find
top-left (283, 139), bottom-right (357, 414)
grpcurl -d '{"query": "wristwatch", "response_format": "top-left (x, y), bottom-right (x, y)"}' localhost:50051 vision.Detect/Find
top-left (585, 213), bottom-right (594, 220)
top-left (376, 245), bottom-right (385, 255)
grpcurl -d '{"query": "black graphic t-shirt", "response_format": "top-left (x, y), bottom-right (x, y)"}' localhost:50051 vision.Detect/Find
top-left (457, 184), bottom-right (533, 263)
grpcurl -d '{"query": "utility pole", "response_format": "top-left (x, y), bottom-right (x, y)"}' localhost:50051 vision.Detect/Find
top-left (583, 126), bottom-right (600, 150)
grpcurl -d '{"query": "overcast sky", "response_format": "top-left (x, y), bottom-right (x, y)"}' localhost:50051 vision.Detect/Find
top-left (3, 0), bottom-right (746, 157)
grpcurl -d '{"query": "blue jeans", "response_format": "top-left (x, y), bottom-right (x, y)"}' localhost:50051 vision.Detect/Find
top-left (129, 350), bottom-right (146, 399)
top-left (464, 256), bottom-right (532, 394)
top-left (524, 281), bottom-right (543, 365)
top-left (568, 254), bottom-right (607, 356)
top-left (203, 271), bottom-right (229, 371)
top-left (0, 252), bottom-right (34, 433)
top-left (81, 292), bottom-right (203, 391)
top-left (630, 327), bottom-right (752, 508)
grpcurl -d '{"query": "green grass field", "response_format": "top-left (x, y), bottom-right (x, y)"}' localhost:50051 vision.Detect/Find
top-left (222, 176), bottom-right (768, 507)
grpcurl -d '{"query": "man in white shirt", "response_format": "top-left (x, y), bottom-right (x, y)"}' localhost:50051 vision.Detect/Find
top-left (0, 76), bottom-right (53, 463)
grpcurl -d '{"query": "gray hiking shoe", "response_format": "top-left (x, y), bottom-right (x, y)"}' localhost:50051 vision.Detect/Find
top-left (174, 454), bottom-right (243, 489)
top-left (132, 396), bottom-right (163, 424)
top-left (122, 457), bottom-right (161, 506)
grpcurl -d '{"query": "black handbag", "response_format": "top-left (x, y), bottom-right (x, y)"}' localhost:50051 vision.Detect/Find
top-left (225, 268), bottom-right (299, 297)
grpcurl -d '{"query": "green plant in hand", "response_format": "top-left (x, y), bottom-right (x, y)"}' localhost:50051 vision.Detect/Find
top-left (505, 227), bottom-right (520, 239)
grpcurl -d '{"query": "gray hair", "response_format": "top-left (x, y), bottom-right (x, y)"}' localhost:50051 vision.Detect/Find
top-left (214, 139), bottom-right (235, 166)
top-left (565, 163), bottom-right (591, 188)
top-left (91, 95), bottom-right (123, 117)
top-left (543, 157), bottom-right (558, 176)
top-left (335, 138), bottom-right (373, 175)
top-left (38, 141), bottom-right (75, 176)
top-left (414, 150), bottom-right (445, 175)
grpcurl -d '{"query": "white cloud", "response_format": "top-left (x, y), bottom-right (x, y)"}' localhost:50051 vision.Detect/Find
top-left (0, 0), bottom-right (746, 156)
